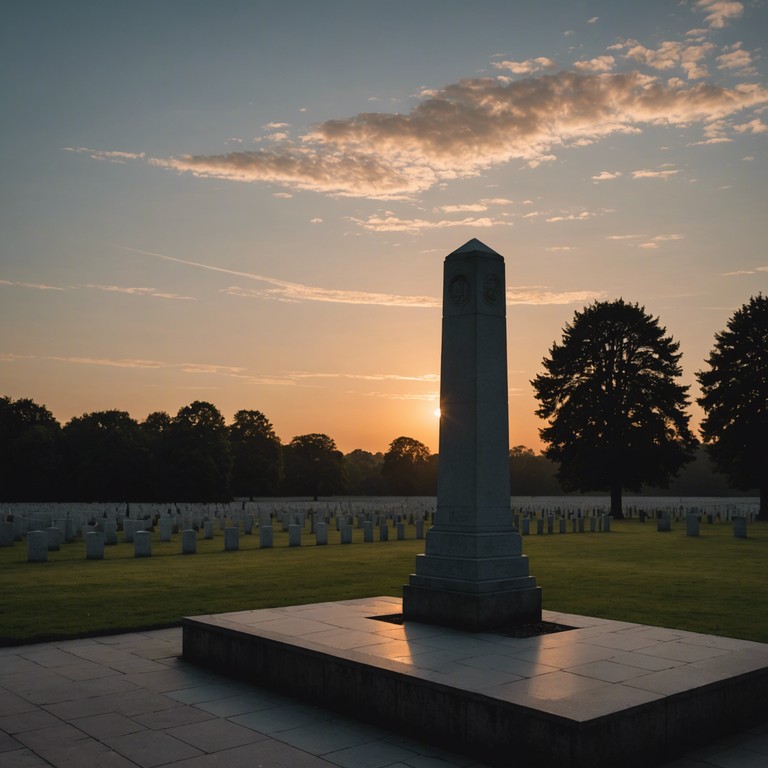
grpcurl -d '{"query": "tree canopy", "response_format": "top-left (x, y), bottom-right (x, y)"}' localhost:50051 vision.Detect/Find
top-left (697, 294), bottom-right (768, 519)
top-left (531, 299), bottom-right (697, 517)
top-left (229, 410), bottom-right (283, 498)
top-left (0, 396), bottom-right (61, 501)
top-left (382, 436), bottom-right (433, 495)
top-left (282, 433), bottom-right (345, 498)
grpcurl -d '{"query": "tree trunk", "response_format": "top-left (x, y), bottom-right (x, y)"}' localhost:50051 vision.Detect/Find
top-left (610, 483), bottom-right (624, 519)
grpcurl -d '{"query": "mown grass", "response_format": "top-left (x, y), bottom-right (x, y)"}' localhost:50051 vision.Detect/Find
top-left (2, 518), bottom-right (766, 645)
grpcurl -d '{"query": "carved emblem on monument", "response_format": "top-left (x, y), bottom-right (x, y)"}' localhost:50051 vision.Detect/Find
top-left (449, 274), bottom-right (470, 306)
top-left (483, 274), bottom-right (500, 305)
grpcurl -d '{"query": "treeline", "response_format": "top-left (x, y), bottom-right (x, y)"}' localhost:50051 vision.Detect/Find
top-left (0, 395), bottom-right (754, 503)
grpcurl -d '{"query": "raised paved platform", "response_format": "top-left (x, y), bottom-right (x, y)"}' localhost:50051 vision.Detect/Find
top-left (183, 597), bottom-right (768, 768)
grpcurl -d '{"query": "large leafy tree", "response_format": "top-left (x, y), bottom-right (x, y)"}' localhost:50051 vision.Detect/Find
top-left (62, 410), bottom-right (149, 500)
top-left (531, 299), bottom-right (697, 517)
top-left (382, 436), bottom-right (432, 495)
top-left (0, 396), bottom-right (62, 500)
top-left (282, 433), bottom-right (345, 498)
top-left (164, 401), bottom-right (233, 502)
top-left (344, 449), bottom-right (386, 495)
top-left (696, 294), bottom-right (767, 518)
top-left (229, 410), bottom-right (282, 498)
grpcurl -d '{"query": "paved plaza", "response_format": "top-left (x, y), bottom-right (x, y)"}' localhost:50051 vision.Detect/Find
top-left (2, 619), bottom-right (768, 767)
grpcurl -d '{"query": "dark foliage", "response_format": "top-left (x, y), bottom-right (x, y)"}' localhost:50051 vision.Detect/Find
top-left (0, 396), bottom-right (62, 500)
top-left (382, 436), bottom-right (434, 495)
top-left (697, 295), bottom-right (768, 518)
top-left (282, 433), bottom-right (345, 497)
top-left (229, 410), bottom-right (283, 498)
top-left (531, 299), bottom-right (697, 517)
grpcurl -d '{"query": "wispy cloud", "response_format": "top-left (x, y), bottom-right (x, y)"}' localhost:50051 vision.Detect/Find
top-left (722, 265), bottom-right (768, 276)
top-left (1, 278), bottom-right (193, 300)
top-left (506, 287), bottom-right (605, 305)
top-left (0, 353), bottom-right (245, 375)
top-left (545, 209), bottom-right (609, 222)
top-left (348, 214), bottom-right (508, 233)
top-left (591, 170), bottom-right (622, 181)
top-left (573, 55), bottom-right (615, 73)
top-left (121, 246), bottom-right (440, 308)
top-left (0, 279), bottom-right (65, 291)
top-left (717, 43), bottom-right (756, 75)
top-left (695, 0), bottom-right (744, 29)
top-left (632, 168), bottom-right (680, 179)
top-left (131, 66), bottom-right (767, 199)
top-left (84, 284), bottom-right (196, 300)
top-left (615, 39), bottom-right (715, 79)
top-left (492, 57), bottom-right (557, 75)
top-left (63, 146), bottom-right (146, 163)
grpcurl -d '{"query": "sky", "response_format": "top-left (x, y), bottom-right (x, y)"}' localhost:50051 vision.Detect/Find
top-left (1, 0), bottom-right (766, 456)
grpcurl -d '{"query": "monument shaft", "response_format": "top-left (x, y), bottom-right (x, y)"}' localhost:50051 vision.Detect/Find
top-left (403, 239), bottom-right (541, 630)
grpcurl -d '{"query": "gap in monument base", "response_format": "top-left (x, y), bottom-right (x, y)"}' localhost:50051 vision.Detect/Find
top-left (368, 613), bottom-right (574, 638)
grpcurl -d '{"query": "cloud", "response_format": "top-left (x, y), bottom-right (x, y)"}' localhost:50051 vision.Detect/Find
top-left (348, 214), bottom-right (507, 233)
top-left (435, 203), bottom-right (488, 213)
top-left (81, 58), bottom-right (767, 200)
top-left (717, 43), bottom-right (756, 75)
top-left (618, 39), bottom-right (715, 79)
top-left (0, 278), bottom-right (65, 291)
top-left (695, 0), bottom-right (744, 29)
top-left (0, 278), bottom-right (193, 300)
top-left (632, 169), bottom-right (680, 179)
top-left (481, 197), bottom-right (515, 206)
top-left (309, 217), bottom-right (323, 223)
top-left (587, 16), bottom-right (599, 24)
top-left (121, 246), bottom-right (440, 308)
top-left (591, 170), bottom-right (622, 181)
top-left (8, 354), bottom-right (245, 375)
top-left (506, 287), bottom-right (605, 305)
top-left (492, 57), bottom-right (557, 75)
top-left (84, 284), bottom-right (196, 300)
top-left (573, 56), bottom-right (615, 73)
top-left (733, 118), bottom-right (767, 134)
top-left (63, 146), bottom-right (145, 163)
top-left (545, 210), bottom-right (602, 222)
top-left (723, 265), bottom-right (768, 276)
top-left (545, 246), bottom-right (574, 252)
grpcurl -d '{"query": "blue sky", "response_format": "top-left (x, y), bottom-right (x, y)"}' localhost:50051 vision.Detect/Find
top-left (1, 0), bottom-right (766, 453)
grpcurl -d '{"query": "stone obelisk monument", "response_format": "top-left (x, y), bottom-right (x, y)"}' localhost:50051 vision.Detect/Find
top-left (402, 238), bottom-right (541, 630)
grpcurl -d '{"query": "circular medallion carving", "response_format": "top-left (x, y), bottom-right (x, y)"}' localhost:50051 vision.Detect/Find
top-left (449, 274), bottom-right (470, 306)
top-left (483, 274), bottom-right (501, 305)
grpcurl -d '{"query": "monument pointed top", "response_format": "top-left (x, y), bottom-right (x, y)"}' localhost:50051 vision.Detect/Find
top-left (447, 238), bottom-right (502, 258)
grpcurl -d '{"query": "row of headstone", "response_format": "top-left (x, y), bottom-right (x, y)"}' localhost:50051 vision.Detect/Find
top-left (659, 513), bottom-right (750, 538)
top-left (517, 514), bottom-right (612, 534)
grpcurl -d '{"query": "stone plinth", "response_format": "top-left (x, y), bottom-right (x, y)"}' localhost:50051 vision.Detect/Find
top-left (403, 239), bottom-right (540, 630)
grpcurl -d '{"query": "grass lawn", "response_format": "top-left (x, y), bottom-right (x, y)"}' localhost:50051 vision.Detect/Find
top-left (2, 518), bottom-right (766, 645)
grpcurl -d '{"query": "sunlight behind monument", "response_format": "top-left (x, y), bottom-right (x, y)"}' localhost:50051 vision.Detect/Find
top-left (402, 239), bottom-right (541, 630)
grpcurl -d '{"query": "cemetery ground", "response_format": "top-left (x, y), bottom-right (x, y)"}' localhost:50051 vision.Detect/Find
top-left (2, 517), bottom-right (767, 646)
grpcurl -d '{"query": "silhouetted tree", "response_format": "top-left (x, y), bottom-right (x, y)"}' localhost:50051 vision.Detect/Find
top-left (140, 411), bottom-right (173, 499)
top-left (532, 299), bottom-right (697, 517)
top-left (344, 449), bottom-right (386, 495)
top-left (697, 294), bottom-right (767, 518)
top-left (164, 401), bottom-right (232, 502)
top-left (282, 433), bottom-right (345, 498)
top-left (0, 396), bottom-right (62, 500)
top-left (62, 410), bottom-right (149, 500)
top-left (509, 445), bottom-right (561, 496)
top-left (382, 436), bottom-right (432, 495)
top-left (229, 410), bottom-right (282, 498)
